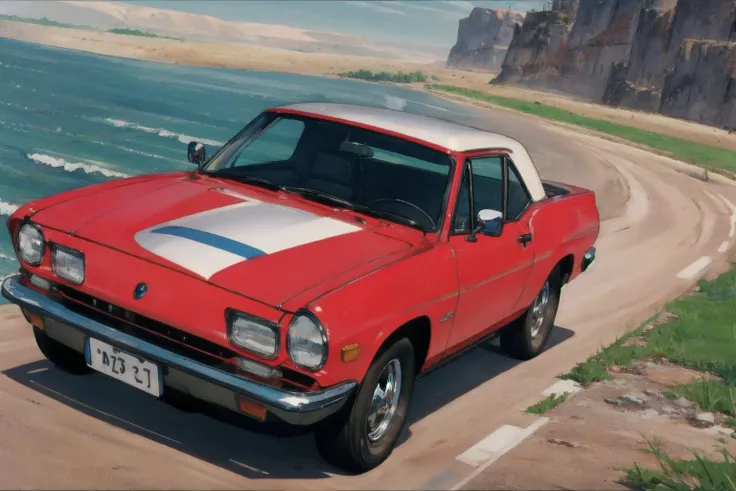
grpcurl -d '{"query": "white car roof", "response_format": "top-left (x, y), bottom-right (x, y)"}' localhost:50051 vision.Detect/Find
top-left (277, 102), bottom-right (546, 201)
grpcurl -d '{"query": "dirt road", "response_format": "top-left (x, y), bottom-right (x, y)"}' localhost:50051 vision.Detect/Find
top-left (1, 106), bottom-right (735, 490)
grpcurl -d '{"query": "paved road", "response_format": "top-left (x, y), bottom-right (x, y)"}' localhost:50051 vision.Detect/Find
top-left (1, 107), bottom-right (735, 490)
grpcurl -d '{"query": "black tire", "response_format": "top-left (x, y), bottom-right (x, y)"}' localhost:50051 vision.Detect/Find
top-left (315, 337), bottom-right (415, 474)
top-left (33, 326), bottom-right (93, 375)
top-left (500, 267), bottom-right (562, 360)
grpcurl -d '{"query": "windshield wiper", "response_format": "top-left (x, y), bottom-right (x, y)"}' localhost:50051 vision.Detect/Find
top-left (207, 172), bottom-right (286, 192)
top-left (358, 208), bottom-right (426, 233)
top-left (283, 187), bottom-right (359, 210)
top-left (284, 187), bottom-right (426, 233)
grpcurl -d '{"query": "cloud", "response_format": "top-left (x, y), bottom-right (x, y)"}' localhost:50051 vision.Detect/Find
top-left (440, 0), bottom-right (476, 11)
top-left (351, 1), bottom-right (407, 15)
top-left (386, 1), bottom-right (460, 16)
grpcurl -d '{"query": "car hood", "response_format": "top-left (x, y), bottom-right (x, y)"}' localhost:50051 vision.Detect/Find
top-left (31, 173), bottom-right (415, 307)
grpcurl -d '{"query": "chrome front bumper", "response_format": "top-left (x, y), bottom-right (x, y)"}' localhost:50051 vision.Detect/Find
top-left (1, 273), bottom-right (356, 426)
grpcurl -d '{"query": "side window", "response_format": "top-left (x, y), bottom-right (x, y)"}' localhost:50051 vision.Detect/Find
top-left (227, 118), bottom-right (305, 168)
top-left (452, 156), bottom-right (504, 234)
top-left (469, 155), bottom-right (504, 213)
top-left (453, 170), bottom-right (472, 234)
top-left (506, 162), bottom-right (532, 220)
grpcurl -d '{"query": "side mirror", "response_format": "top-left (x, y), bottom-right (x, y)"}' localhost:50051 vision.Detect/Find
top-left (477, 209), bottom-right (503, 236)
top-left (187, 141), bottom-right (207, 167)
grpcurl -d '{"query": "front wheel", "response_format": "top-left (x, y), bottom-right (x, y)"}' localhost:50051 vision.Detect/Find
top-left (315, 338), bottom-right (415, 474)
top-left (500, 267), bottom-right (561, 360)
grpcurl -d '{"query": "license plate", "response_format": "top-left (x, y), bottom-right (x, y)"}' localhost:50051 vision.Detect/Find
top-left (85, 337), bottom-right (162, 397)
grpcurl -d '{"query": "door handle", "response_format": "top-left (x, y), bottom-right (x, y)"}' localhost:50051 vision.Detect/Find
top-left (516, 233), bottom-right (533, 247)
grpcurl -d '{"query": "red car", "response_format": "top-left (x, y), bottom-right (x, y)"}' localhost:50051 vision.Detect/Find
top-left (2, 103), bottom-right (599, 473)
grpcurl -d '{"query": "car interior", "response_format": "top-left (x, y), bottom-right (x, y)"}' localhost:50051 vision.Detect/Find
top-left (212, 115), bottom-right (531, 232)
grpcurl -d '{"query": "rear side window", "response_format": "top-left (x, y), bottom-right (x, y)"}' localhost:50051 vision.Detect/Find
top-left (507, 163), bottom-right (531, 220)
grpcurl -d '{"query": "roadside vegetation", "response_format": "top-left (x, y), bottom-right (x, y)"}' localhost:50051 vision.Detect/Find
top-left (0, 14), bottom-right (84, 30)
top-left (428, 85), bottom-right (736, 175)
top-left (549, 267), bottom-right (736, 488)
top-left (107, 28), bottom-right (177, 39)
top-left (526, 392), bottom-right (568, 415)
top-left (624, 439), bottom-right (736, 490)
top-left (338, 69), bottom-right (432, 84)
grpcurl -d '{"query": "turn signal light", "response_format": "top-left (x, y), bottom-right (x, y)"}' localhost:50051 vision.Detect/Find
top-left (236, 395), bottom-right (268, 421)
top-left (22, 309), bottom-right (45, 330)
top-left (341, 343), bottom-right (360, 363)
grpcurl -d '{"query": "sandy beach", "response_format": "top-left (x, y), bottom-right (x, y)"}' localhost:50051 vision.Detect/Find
top-left (2, 20), bottom-right (736, 152)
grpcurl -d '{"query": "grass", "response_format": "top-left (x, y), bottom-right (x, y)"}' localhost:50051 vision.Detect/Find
top-left (107, 28), bottom-right (178, 39)
top-left (0, 14), bottom-right (85, 30)
top-left (560, 268), bottom-right (736, 415)
top-left (623, 438), bottom-right (736, 490)
top-left (553, 268), bottom-right (736, 490)
top-left (338, 69), bottom-right (429, 84)
top-left (428, 85), bottom-right (736, 174)
top-left (526, 393), bottom-right (569, 415)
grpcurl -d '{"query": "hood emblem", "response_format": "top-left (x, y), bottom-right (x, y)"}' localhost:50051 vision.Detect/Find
top-left (133, 282), bottom-right (148, 300)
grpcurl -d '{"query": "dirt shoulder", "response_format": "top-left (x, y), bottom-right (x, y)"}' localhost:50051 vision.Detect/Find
top-left (462, 265), bottom-right (736, 490)
top-left (2, 20), bottom-right (736, 155)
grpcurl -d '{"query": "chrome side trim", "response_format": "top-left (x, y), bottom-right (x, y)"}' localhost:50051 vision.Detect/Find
top-left (581, 247), bottom-right (596, 273)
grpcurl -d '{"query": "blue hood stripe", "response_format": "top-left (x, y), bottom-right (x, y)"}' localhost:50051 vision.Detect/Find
top-left (151, 226), bottom-right (267, 260)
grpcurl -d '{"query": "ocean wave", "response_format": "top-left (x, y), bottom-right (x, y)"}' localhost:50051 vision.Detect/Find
top-left (0, 61), bottom-right (45, 74)
top-left (384, 95), bottom-right (407, 111)
top-left (102, 118), bottom-right (224, 146)
top-left (0, 252), bottom-right (16, 262)
top-left (0, 199), bottom-right (20, 217)
top-left (27, 153), bottom-right (129, 179)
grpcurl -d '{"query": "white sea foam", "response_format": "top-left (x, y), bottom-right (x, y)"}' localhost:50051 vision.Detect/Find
top-left (384, 95), bottom-right (407, 111)
top-left (102, 118), bottom-right (224, 146)
top-left (0, 252), bottom-right (16, 262)
top-left (0, 200), bottom-right (19, 217)
top-left (27, 153), bottom-right (129, 179)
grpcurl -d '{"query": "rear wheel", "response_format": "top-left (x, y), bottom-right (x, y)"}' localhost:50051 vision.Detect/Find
top-left (33, 326), bottom-right (93, 375)
top-left (315, 337), bottom-right (415, 474)
top-left (500, 267), bottom-right (561, 360)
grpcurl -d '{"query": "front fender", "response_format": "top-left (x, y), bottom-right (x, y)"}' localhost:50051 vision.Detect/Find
top-left (309, 243), bottom-right (459, 386)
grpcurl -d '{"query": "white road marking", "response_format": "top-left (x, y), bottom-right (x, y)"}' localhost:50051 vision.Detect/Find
top-left (228, 459), bottom-right (269, 475)
top-left (452, 417), bottom-right (548, 489)
top-left (541, 379), bottom-right (582, 397)
top-left (676, 256), bottom-right (712, 280)
top-left (717, 194), bottom-right (736, 238)
top-left (598, 157), bottom-right (649, 236)
top-left (719, 241), bottom-right (730, 253)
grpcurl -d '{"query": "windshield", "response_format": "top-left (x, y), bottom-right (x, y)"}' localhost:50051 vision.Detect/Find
top-left (202, 112), bottom-right (453, 232)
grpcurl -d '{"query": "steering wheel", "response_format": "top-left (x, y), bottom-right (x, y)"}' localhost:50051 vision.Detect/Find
top-left (365, 198), bottom-right (436, 229)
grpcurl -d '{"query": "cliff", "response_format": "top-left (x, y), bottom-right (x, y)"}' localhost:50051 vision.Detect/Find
top-left (493, 9), bottom-right (575, 85)
top-left (492, 0), bottom-right (736, 130)
top-left (446, 8), bottom-right (525, 71)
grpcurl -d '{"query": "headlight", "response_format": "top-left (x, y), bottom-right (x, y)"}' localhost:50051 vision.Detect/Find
top-left (287, 312), bottom-right (327, 370)
top-left (52, 246), bottom-right (85, 284)
top-left (17, 223), bottom-right (45, 266)
top-left (227, 310), bottom-right (279, 359)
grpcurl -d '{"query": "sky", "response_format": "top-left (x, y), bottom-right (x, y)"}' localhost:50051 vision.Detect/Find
top-left (131, 0), bottom-right (547, 49)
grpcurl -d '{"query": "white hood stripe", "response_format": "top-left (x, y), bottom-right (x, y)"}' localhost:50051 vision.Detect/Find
top-left (134, 198), bottom-right (361, 279)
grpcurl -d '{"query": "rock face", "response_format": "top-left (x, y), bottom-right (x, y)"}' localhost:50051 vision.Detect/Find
top-left (492, 0), bottom-right (736, 130)
top-left (447, 8), bottom-right (525, 71)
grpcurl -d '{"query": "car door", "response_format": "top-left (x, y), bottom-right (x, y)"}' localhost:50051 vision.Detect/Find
top-left (446, 153), bottom-right (535, 350)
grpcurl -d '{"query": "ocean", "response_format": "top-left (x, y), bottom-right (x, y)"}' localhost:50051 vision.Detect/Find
top-left (0, 38), bottom-right (485, 302)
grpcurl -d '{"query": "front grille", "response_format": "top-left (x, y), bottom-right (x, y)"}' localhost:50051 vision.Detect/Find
top-left (53, 285), bottom-right (320, 391)
top-left (55, 286), bottom-right (236, 367)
